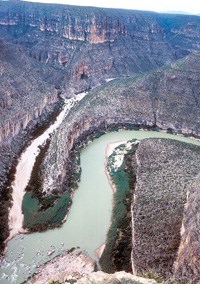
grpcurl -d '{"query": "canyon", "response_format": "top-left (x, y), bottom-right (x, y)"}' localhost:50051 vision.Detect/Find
top-left (0, 1), bottom-right (200, 283)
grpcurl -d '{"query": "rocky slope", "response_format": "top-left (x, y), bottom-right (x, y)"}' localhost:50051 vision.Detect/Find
top-left (131, 139), bottom-right (200, 279)
top-left (75, 271), bottom-right (157, 284)
top-left (0, 39), bottom-right (58, 144)
top-left (26, 249), bottom-right (96, 284)
top-left (1, 2), bottom-right (200, 93)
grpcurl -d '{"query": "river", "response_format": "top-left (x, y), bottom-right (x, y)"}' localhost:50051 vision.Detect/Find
top-left (1, 112), bottom-right (200, 282)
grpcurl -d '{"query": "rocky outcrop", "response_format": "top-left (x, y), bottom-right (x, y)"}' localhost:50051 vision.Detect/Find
top-left (1, 2), bottom-right (200, 92)
top-left (75, 271), bottom-right (157, 284)
top-left (173, 174), bottom-right (200, 283)
top-left (26, 249), bottom-right (96, 284)
top-left (131, 139), bottom-right (200, 278)
top-left (0, 38), bottom-right (60, 195)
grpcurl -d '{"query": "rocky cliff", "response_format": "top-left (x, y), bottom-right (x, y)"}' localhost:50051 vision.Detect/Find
top-left (75, 271), bottom-right (157, 284)
top-left (173, 173), bottom-right (200, 283)
top-left (1, 2), bottom-right (200, 93)
top-left (0, 39), bottom-right (59, 144)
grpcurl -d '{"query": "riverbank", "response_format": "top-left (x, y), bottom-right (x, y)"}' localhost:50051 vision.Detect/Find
top-left (7, 93), bottom-right (87, 242)
top-left (0, 97), bottom-right (63, 254)
top-left (100, 140), bottom-right (139, 273)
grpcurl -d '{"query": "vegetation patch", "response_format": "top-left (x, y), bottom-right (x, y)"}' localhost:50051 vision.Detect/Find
top-left (23, 141), bottom-right (81, 231)
top-left (22, 190), bottom-right (72, 231)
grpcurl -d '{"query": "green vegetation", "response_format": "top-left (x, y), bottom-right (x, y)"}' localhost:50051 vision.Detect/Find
top-left (141, 269), bottom-right (164, 283)
top-left (100, 141), bottom-right (138, 273)
top-left (22, 190), bottom-right (72, 231)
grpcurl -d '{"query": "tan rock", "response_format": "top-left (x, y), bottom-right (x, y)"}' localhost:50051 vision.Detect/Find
top-left (75, 271), bottom-right (157, 284)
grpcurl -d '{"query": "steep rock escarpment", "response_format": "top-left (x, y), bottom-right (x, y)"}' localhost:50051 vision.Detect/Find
top-left (1, 2), bottom-right (200, 92)
top-left (42, 52), bottom-right (200, 194)
top-left (173, 173), bottom-right (200, 283)
top-left (132, 139), bottom-right (200, 278)
top-left (0, 39), bottom-right (58, 144)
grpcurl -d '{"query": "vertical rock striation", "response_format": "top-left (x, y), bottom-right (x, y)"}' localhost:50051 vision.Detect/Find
top-left (173, 174), bottom-right (200, 283)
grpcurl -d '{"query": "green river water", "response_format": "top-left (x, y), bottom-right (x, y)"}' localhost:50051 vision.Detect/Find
top-left (1, 130), bottom-right (200, 283)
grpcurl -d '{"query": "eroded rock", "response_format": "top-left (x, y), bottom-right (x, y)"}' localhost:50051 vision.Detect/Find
top-left (75, 271), bottom-right (157, 284)
top-left (26, 249), bottom-right (96, 284)
top-left (173, 173), bottom-right (200, 283)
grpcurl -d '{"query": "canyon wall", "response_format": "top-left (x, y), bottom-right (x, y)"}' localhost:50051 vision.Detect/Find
top-left (0, 39), bottom-right (59, 144)
top-left (173, 173), bottom-right (200, 283)
top-left (1, 2), bottom-right (200, 93)
top-left (0, 38), bottom-right (60, 252)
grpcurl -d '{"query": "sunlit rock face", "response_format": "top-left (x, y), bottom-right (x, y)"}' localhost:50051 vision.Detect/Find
top-left (75, 271), bottom-right (158, 284)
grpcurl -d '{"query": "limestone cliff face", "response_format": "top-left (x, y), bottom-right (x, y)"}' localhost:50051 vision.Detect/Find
top-left (0, 40), bottom-right (58, 144)
top-left (173, 174), bottom-right (200, 283)
top-left (42, 91), bottom-right (155, 193)
top-left (1, 2), bottom-right (200, 92)
top-left (0, 92), bottom-right (58, 144)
